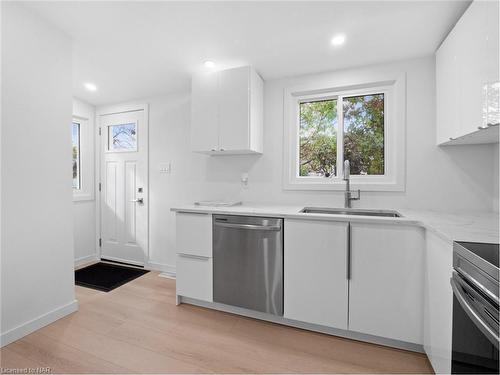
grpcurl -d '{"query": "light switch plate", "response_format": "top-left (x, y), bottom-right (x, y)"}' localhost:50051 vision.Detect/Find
top-left (159, 163), bottom-right (171, 174)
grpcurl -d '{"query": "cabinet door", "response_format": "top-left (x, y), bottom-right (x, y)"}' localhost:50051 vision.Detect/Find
top-left (457, 1), bottom-right (489, 135)
top-left (176, 254), bottom-right (213, 302)
top-left (436, 27), bottom-right (460, 144)
top-left (176, 212), bottom-right (212, 257)
top-left (485, 1), bottom-right (499, 126)
top-left (349, 223), bottom-right (424, 344)
top-left (423, 231), bottom-right (453, 375)
top-left (219, 66), bottom-right (250, 151)
top-left (284, 219), bottom-right (348, 329)
top-left (191, 72), bottom-right (219, 152)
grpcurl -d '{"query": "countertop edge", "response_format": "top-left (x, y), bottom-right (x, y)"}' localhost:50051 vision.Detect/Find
top-left (170, 206), bottom-right (499, 244)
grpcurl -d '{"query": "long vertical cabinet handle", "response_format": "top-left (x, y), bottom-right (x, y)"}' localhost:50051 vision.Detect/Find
top-left (347, 223), bottom-right (352, 280)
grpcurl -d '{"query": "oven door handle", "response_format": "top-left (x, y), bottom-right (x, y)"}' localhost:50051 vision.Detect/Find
top-left (451, 276), bottom-right (500, 349)
top-left (456, 266), bottom-right (500, 305)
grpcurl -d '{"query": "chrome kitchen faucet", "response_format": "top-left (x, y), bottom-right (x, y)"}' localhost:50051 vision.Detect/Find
top-left (343, 160), bottom-right (360, 208)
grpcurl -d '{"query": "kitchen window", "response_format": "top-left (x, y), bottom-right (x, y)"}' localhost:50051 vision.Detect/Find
top-left (284, 75), bottom-right (406, 191)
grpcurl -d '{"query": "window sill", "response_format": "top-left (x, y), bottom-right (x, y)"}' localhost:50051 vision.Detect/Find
top-left (73, 193), bottom-right (94, 202)
top-left (283, 178), bottom-right (405, 192)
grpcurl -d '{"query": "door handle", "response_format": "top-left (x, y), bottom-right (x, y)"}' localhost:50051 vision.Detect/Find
top-left (346, 223), bottom-right (351, 280)
top-left (451, 274), bottom-right (500, 348)
top-left (130, 198), bottom-right (144, 204)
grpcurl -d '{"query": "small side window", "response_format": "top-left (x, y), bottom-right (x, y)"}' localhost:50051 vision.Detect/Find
top-left (72, 122), bottom-right (81, 190)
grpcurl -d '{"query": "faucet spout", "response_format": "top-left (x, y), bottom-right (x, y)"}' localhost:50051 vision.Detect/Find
top-left (343, 160), bottom-right (350, 181)
top-left (343, 160), bottom-right (361, 208)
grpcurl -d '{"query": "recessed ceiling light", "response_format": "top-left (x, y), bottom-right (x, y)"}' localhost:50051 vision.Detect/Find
top-left (84, 82), bottom-right (97, 92)
top-left (331, 34), bottom-right (346, 47)
top-left (204, 60), bottom-right (216, 69)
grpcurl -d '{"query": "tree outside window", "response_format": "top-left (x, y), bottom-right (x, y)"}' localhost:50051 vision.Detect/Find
top-left (298, 93), bottom-right (384, 177)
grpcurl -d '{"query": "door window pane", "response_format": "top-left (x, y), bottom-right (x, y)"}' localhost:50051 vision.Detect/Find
top-left (108, 123), bottom-right (137, 151)
top-left (72, 122), bottom-right (81, 189)
top-left (343, 93), bottom-right (384, 175)
top-left (299, 99), bottom-right (337, 177)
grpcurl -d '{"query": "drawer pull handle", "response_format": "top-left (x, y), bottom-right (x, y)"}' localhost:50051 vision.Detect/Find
top-left (178, 253), bottom-right (209, 260)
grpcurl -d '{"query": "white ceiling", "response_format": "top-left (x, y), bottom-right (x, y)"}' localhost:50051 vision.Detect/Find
top-left (24, 1), bottom-right (470, 106)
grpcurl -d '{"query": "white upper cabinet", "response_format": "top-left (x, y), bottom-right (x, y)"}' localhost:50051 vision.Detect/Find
top-left (436, 0), bottom-right (499, 145)
top-left (191, 66), bottom-right (263, 155)
top-left (284, 219), bottom-right (349, 329)
top-left (349, 223), bottom-right (425, 344)
top-left (436, 23), bottom-right (460, 143)
top-left (191, 72), bottom-right (219, 152)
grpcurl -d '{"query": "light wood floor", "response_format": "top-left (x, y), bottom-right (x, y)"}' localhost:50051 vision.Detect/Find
top-left (0, 271), bottom-right (434, 374)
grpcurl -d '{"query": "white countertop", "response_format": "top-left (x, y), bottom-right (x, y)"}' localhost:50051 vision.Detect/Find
top-left (171, 203), bottom-right (499, 244)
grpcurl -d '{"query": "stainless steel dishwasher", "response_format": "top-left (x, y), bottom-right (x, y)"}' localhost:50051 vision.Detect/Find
top-left (213, 215), bottom-right (283, 316)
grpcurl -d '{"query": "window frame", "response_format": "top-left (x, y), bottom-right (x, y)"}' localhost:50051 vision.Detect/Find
top-left (105, 121), bottom-right (139, 153)
top-left (72, 115), bottom-right (94, 201)
top-left (72, 121), bottom-right (81, 190)
top-left (283, 74), bottom-right (406, 191)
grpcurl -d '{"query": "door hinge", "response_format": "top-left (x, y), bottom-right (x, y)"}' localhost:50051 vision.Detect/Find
top-left (99, 238), bottom-right (102, 247)
top-left (98, 127), bottom-right (101, 136)
top-left (98, 182), bottom-right (101, 192)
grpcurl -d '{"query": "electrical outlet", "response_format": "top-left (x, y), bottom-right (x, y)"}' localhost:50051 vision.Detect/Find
top-left (241, 172), bottom-right (249, 187)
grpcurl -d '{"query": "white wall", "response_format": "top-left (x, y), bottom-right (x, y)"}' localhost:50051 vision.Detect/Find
top-left (108, 57), bottom-right (498, 272)
top-left (1, 3), bottom-right (77, 346)
top-left (72, 98), bottom-right (97, 266)
top-left (146, 93), bottom-right (244, 271)
top-left (241, 56), bottom-right (496, 211)
top-left (493, 144), bottom-right (499, 213)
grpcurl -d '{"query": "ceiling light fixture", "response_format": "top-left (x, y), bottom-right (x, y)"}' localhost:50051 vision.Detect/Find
top-left (84, 82), bottom-right (97, 92)
top-left (204, 60), bottom-right (216, 69)
top-left (331, 34), bottom-right (346, 47)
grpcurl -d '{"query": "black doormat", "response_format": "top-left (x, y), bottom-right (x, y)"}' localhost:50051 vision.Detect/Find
top-left (75, 262), bottom-right (149, 292)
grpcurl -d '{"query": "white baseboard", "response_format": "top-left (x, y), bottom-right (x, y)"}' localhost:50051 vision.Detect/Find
top-left (0, 299), bottom-right (78, 347)
top-left (147, 261), bottom-right (176, 276)
top-left (74, 254), bottom-right (99, 268)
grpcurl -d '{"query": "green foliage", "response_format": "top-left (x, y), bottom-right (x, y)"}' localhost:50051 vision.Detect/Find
top-left (298, 94), bottom-right (384, 177)
top-left (299, 100), bottom-right (337, 177)
top-left (343, 94), bottom-right (384, 175)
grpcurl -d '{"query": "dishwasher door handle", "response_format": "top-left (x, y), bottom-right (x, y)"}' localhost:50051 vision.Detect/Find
top-left (214, 222), bottom-right (281, 231)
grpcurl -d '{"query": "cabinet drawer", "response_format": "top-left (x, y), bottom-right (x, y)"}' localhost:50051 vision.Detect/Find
top-left (176, 254), bottom-right (213, 302)
top-left (176, 212), bottom-right (212, 257)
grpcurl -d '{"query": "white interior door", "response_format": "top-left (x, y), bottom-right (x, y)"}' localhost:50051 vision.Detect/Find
top-left (99, 108), bottom-right (148, 266)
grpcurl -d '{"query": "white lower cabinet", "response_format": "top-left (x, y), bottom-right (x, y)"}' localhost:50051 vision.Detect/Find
top-left (284, 219), bottom-right (349, 329)
top-left (348, 223), bottom-right (425, 344)
top-left (175, 212), bottom-right (213, 302)
top-left (176, 254), bottom-right (213, 302)
top-left (174, 212), bottom-right (437, 350)
top-left (423, 231), bottom-right (453, 374)
top-left (176, 212), bottom-right (212, 257)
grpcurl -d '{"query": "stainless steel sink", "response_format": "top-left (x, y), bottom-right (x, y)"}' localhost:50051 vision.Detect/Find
top-left (300, 207), bottom-right (402, 218)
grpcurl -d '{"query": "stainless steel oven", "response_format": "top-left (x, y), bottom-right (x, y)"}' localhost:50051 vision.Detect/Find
top-left (451, 241), bottom-right (499, 374)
